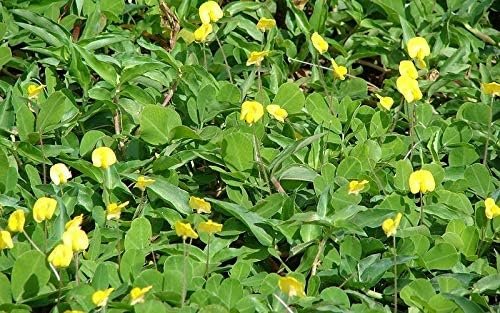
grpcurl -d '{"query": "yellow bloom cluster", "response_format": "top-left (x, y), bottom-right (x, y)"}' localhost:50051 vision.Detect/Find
top-left (396, 37), bottom-right (429, 103)
top-left (48, 214), bottom-right (89, 268)
top-left (239, 101), bottom-right (289, 125)
top-left (194, 1), bottom-right (223, 43)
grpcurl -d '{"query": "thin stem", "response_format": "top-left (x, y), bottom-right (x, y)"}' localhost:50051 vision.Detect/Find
top-left (273, 293), bottom-right (294, 313)
top-left (482, 97), bottom-right (494, 166)
top-left (419, 192), bottom-right (424, 226)
top-left (133, 190), bottom-right (145, 219)
top-left (257, 66), bottom-right (262, 92)
top-left (75, 253), bottom-right (80, 285)
top-left (202, 43), bottom-right (207, 69)
top-left (393, 234), bottom-right (398, 313)
top-left (316, 57), bottom-right (334, 113)
top-left (181, 238), bottom-right (187, 308)
top-left (311, 238), bottom-right (326, 276)
top-left (204, 235), bottom-right (211, 278)
top-left (215, 35), bottom-right (233, 83)
top-left (22, 230), bottom-right (61, 282)
top-left (44, 220), bottom-right (48, 252)
top-left (253, 132), bottom-right (271, 193)
top-left (39, 133), bottom-right (47, 184)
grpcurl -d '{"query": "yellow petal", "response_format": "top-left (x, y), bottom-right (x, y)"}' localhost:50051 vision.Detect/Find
top-left (409, 169), bottom-right (435, 194)
top-left (484, 198), bottom-right (500, 219)
top-left (8, 209), bottom-right (26, 233)
top-left (278, 276), bottom-right (306, 298)
top-left (396, 75), bottom-right (422, 103)
top-left (0, 231), bottom-right (14, 250)
top-left (246, 50), bottom-right (269, 66)
top-left (175, 221), bottom-right (199, 240)
top-left (194, 23), bottom-right (213, 42)
top-left (198, 219), bottom-right (223, 234)
top-left (399, 60), bottom-right (418, 79)
top-left (266, 104), bottom-right (288, 122)
top-left (332, 60), bottom-right (347, 80)
top-left (92, 288), bottom-right (114, 307)
top-left (189, 196), bottom-right (211, 214)
top-left (65, 214), bottom-right (83, 231)
top-left (27, 84), bottom-right (45, 99)
top-left (481, 82), bottom-right (500, 97)
top-left (134, 176), bottom-right (155, 191)
top-left (62, 228), bottom-right (89, 252)
top-left (240, 101), bottom-right (264, 124)
top-left (375, 94), bottom-right (394, 110)
top-left (48, 244), bottom-right (73, 268)
top-left (407, 37), bottom-right (430, 64)
top-left (311, 32), bottom-right (328, 54)
top-left (256, 17), bottom-right (276, 31)
top-left (348, 180), bottom-right (369, 195)
top-left (130, 286), bottom-right (153, 305)
top-left (50, 163), bottom-right (72, 185)
top-left (199, 1), bottom-right (223, 24)
top-left (33, 197), bottom-right (58, 223)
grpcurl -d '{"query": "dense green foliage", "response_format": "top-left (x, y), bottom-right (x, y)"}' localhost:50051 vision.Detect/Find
top-left (0, 0), bottom-right (499, 312)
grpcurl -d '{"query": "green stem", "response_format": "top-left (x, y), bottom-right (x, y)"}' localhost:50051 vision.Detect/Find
top-left (253, 132), bottom-right (271, 193)
top-left (204, 235), bottom-right (211, 278)
top-left (483, 97), bottom-right (494, 166)
top-left (419, 192), bottom-right (424, 226)
top-left (75, 253), bottom-right (80, 285)
top-left (393, 234), bottom-right (398, 313)
top-left (181, 238), bottom-right (187, 307)
top-left (22, 230), bottom-right (61, 281)
top-left (215, 35), bottom-right (233, 83)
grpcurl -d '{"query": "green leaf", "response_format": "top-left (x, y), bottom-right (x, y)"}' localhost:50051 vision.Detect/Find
top-left (210, 199), bottom-right (273, 246)
top-left (124, 217), bottom-right (152, 251)
top-left (0, 46), bottom-right (11, 68)
top-left (79, 130), bottom-right (107, 156)
top-left (423, 243), bottom-right (459, 270)
top-left (273, 82), bottom-right (305, 114)
top-left (36, 91), bottom-right (72, 132)
top-left (464, 163), bottom-right (491, 198)
top-left (74, 45), bottom-right (118, 86)
top-left (373, 0), bottom-right (406, 22)
top-left (218, 278), bottom-right (245, 309)
top-left (221, 132), bottom-right (254, 172)
top-left (11, 251), bottom-right (51, 301)
top-left (0, 273), bottom-right (11, 304)
top-left (145, 176), bottom-right (191, 215)
top-left (139, 105), bottom-right (182, 145)
top-left (400, 279), bottom-right (436, 309)
top-left (336, 156), bottom-right (362, 179)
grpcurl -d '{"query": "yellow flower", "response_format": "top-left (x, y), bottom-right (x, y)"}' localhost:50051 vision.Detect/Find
top-left (332, 60), bottom-right (347, 80)
top-left (62, 228), bottom-right (89, 252)
top-left (311, 32), bottom-right (328, 54)
top-left (375, 94), bottom-right (394, 110)
top-left (64, 310), bottom-right (84, 313)
top-left (398, 60), bottom-right (418, 79)
top-left (92, 147), bottom-right (117, 169)
top-left (48, 244), bottom-right (73, 268)
top-left (189, 196), bottom-right (211, 214)
top-left (278, 276), bottom-right (306, 298)
top-left (396, 75), bottom-right (422, 103)
top-left (240, 100), bottom-right (264, 124)
top-left (106, 201), bottom-right (129, 220)
top-left (130, 286), bottom-right (153, 305)
top-left (8, 209), bottom-right (25, 233)
top-left (194, 23), bottom-right (213, 42)
top-left (0, 231), bottom-right (14, 250)
top-left (49, 163), bottom-right (72, 185)
top-left (266, 104), bottom-right (288, 122)
top-left (175, 221), bottom-right (199, 240)
top-left (92, 288), bottom-right (114, 307)
top-left (199, 1), bottom-right (223, 25)
top-left (27, 84), bottom-right (45, 99)
top-left (134, 176), bottom-right (155, 191)
top-left (246, 51), bottom-right (269, 66)
top-left (484, 198), bottom-right (500, 219)
top-left (407, 37), bottom-right (430, 68)
top-left (348, 180), bottom-right (369, 195)
top-left (257, 17), bottom-right (276, 31)
top-left (481, 82), bottom-right (500, 97)
top-left (198, 220), bottom-right (223, 234)
top-left (33, 197), bottom-right (57, 223)
top-left (382, 212), bottom-right (403, 237)
top-left (65, 214), bottom-right (83, 231)
top-left (409, 169), bottom-right (435, 194)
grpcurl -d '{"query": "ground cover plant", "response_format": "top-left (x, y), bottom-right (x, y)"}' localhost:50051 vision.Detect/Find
top-left (0, 0), bottom-right (499, 312)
